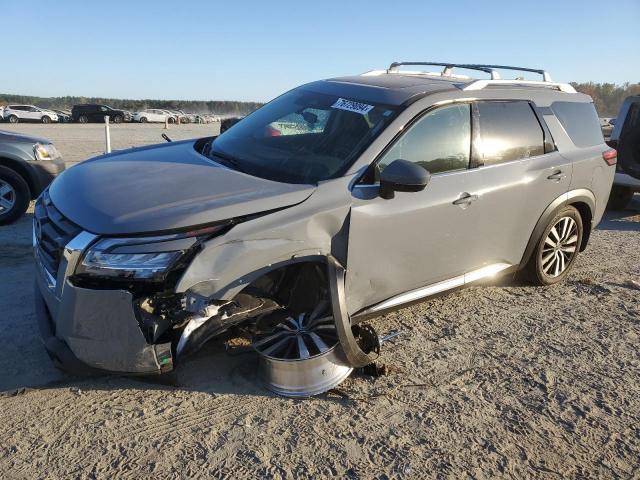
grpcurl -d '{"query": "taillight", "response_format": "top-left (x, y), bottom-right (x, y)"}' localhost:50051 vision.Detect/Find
top-left (602, 149), bottom-right (617, 166)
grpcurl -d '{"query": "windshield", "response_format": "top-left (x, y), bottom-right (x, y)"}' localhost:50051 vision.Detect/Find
top-left (209, 89), bottom-right (397, 184)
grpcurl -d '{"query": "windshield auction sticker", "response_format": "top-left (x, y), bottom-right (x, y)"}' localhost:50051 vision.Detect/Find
top-left (331, 98), bottom-right (374, 115)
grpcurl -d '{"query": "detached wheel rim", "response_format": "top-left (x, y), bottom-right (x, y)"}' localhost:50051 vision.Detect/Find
top-left (542, 216), bottom-right (578, 277)
top-left (0, 179), bottom-right (16, 213)
top-left (252, 302), bottom-right (353, 397)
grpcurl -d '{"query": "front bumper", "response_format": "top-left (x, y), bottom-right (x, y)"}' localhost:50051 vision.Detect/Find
top-left (34, 229), bottom-right (173, 375)
top-left (28, 158), bottom-right (66, 197)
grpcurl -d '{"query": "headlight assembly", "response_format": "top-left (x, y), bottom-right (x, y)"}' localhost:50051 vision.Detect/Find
top-left (79, 250), bottom-right (183, 280)
top-left (75, 224), bottom-right (230, 282)
top-left (34, 143), bottom-right (61, 161)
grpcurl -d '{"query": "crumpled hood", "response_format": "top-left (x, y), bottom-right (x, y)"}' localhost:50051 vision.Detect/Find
top-left (49, 140), bottom-right (315, 235)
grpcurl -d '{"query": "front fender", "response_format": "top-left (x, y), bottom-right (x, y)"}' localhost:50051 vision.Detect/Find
top-left (176, 239), bottom-right (330, 301)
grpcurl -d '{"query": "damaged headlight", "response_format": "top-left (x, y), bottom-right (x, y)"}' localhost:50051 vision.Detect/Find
top-left (80, 250), bottom-right (182, 280)
top-left (76, 224), bottom-right (230, 282)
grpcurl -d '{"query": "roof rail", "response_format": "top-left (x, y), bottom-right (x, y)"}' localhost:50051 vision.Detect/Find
top-left (463, 79), bottom-right (577, 93)
top-left (385, 61), bottom-right (576, 93)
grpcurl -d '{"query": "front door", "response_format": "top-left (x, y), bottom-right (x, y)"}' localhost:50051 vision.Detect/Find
top-left (346, 103), bottom-right (486, 314)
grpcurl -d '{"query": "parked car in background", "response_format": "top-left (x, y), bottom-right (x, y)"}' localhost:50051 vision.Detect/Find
top-left (71, 104), bottom-right (130, 124)
top-left (52, 110), bottom-right (72, 123)
top-left (133, 109), bottom-right (176, 123)
top-left (220, 116), bottom-right (243, 133)
top-left (600, 117), bottom-right (616, 139)
top-left (3, 105), bottom-right (59, 124)
top-left (607, 96), bottom-right (640, 209)
top-left (0, 130), bottom-right (65, 224)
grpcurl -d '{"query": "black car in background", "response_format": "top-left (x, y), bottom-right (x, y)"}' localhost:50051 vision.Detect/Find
top-left (0, 130), bottom-right (65, 224)
top-left (71, 104), bottom-right (130, 124)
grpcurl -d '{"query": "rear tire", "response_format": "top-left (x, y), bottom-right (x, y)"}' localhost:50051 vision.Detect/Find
top-left (525, 206), bottom-right (583, 286)
top-left (8, 115), bottom-right (18, 124)
top-left (113, 115), bottom-right (123, 124)
top-left (41, 116), bottom-right (51, 124)
top-left (78, 115), bottom-right (88, 124)
top-left (0, 166), bottom-right (30, 225)
top-left (607, 186), bottom-right (634, 210)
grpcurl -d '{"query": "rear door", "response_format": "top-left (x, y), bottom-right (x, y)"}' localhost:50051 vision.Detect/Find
top-left (95, 106), bottom-right (109, 121)
top-left (468, 100), bottom-right (572, 268)
top-left (610, 96), bottom-right (640, 180)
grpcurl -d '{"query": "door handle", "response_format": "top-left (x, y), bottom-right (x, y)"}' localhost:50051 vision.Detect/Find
top-left (547, 170), bottom-right (566, 181)
top-left (453, 192), bottom-right (479, 206)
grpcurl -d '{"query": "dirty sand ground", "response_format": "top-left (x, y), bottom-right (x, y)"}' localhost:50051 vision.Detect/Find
top-left (0, 124), bottom-right (639, 478)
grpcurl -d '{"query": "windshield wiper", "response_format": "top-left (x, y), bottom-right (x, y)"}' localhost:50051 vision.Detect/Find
top-left (210, 149), bottom-right (247, 173)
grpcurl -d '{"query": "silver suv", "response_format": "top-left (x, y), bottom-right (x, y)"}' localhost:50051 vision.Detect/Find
top-left (34, 63), bottom-right (615, 379)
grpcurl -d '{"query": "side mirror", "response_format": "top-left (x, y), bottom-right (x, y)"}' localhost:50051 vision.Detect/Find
top-left (379, 159), bottom-right (430, 199)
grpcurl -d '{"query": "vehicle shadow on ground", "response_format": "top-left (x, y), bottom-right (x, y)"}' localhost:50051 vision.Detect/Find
top-left (597, 199), bottom-right (640, 232)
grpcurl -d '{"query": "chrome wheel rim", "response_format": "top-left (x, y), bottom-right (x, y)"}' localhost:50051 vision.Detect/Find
top-left (253, 304), bottom-right (337, 360)
top-left (542, 216), bottom-right (578, 277)
top-left (0, 179), bottom-right (16, 213)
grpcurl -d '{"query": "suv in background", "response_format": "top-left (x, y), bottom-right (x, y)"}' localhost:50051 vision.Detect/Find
top-left (606, 96), bottom-right (640, 209)
top-left (71, 104), bottom-right (130, 124)
top-left (34, 62), bottom-right (614, 382)
top-left (0, 130), bottom-right (65, 223)
top-left (133, 109), bottom-right (177, 123)
top-left (3, 105), bottom-right (59, 124)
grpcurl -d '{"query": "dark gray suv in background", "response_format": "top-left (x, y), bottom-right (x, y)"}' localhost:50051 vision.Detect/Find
top-left (0, 130), bottom-right (65, 224)
top-left (34, 63), bottom-right (614, 388)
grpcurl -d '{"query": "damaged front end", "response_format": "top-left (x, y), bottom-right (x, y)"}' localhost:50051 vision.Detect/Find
top-left (35, 194), bottom-right (381, 391)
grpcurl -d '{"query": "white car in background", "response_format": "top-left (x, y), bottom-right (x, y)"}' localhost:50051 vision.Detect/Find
top-left (3, 105), bottom-right (59, 124)
top-left (132, 109), bottom-right (176, 123)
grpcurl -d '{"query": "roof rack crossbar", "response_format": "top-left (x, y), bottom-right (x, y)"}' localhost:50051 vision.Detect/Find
top-left (387, 62), bottom-right (502, 79)
top-left (460, 64), bottom-right (553, 82)
top-left (387, 62), bottom-right (554, 82)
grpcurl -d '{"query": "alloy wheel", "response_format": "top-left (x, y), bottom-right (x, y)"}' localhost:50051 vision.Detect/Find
top-left (541, 216), bottom-right (578, 277)
top-left (0, 179), bottom-right (16, 214)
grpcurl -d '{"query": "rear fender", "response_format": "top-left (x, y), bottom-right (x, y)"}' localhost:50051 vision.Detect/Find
top-left (520, 189), bottom-right (595, 267)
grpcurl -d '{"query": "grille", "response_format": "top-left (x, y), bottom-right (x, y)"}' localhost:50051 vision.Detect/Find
top-left (34, 192), bottom-right (82, 276)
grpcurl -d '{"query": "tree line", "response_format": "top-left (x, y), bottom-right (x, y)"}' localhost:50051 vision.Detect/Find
top-left (571, 82), bottom-right (640, 117)
top-left (0, 94), bottom-right (263, 116)
top-left (2, 82), bottom-right (639, 117)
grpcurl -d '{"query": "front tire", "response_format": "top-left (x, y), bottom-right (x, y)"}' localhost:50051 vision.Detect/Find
top-left (0, 166), bottom-right (30, 225)
top-left (139, 117), bottom-right (148, 123)
top-left (607, 186), bottom-right (634, 210)
top-left (525, 206), bottom-right (583, 286)
top-left (41, 116), bottom-right (51, 124)
top-left (113, 115), bottom-right (123, 124)
top-left (8, 115), bottom-right (18, 124)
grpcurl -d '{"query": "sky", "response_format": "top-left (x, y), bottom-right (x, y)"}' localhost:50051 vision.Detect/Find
top-left (3, 0), bottom-right (639, 102)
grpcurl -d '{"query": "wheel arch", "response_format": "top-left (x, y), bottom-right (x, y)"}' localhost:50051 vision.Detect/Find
top-left (520, 189), bottom-right (595, 267)
top-left (0, 156), bottom-right (36, 198)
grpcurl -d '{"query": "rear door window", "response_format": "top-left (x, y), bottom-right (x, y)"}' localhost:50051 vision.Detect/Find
top-left (476, 101), bottom-right (545, 165)
top-left (550, 101), bottom-right (603, 147)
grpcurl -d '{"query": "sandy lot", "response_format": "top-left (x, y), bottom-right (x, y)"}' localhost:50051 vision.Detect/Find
top-left (0, 124), bottom-right (639, 478)
top-left (0, 122), bottom-right (220, 165)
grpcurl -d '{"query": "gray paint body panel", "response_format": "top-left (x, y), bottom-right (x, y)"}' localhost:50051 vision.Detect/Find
top-left (48, 140), bottom-right (315, 235)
